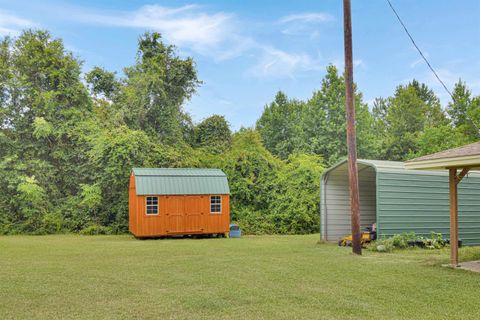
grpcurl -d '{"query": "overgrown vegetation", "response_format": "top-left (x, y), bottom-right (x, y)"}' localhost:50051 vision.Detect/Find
top-left (1, 29), bottom-right (479, 235)
top-left (0, 30), bottom-right (324, 235)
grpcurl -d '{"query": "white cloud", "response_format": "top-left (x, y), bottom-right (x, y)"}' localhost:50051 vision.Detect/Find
top-left (329, 57), bottom-right (366, 71)
top-left (218, 99), bottom-right (233, 105)
top-left (0, 11), bottom-right (35, 36)
top-left (410, 57), bottom-right (423, 68)
top-left (410, 52), bottom-right (429, 68)
top-left (70, 5), bottom-right (330, 79)
top-left (432, 68), bottom-right (459, 89)
top-left (214, 35), bottom-right (257, 61)
top-left (279, 12), bottom-right (334, 38)
top-left (248, 46), bottom-right (323, 79)
top-left (354, 59), bottom-right (366, 69)
top-left (77, 5), bottom-right (233, 53)
top-left (279, 13), bottom-right (334, 24)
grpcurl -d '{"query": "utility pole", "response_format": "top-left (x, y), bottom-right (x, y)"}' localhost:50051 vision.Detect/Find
top-left (343, 0), bottom-right (362, 255)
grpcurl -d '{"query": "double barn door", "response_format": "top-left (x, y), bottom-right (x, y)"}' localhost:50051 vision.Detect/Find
top-left (165, 196), bottom-right (205, 234)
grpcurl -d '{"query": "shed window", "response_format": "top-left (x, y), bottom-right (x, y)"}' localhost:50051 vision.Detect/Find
top-left (146, 196), bottom-right (159, 215)
top-left (210, 195), bottom-right (222, 214)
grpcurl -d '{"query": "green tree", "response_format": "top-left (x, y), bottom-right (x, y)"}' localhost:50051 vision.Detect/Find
top-left (88, 126), bottom-right (156, 231)
top-left (374, 80), bottom-right (447, 160)
top-left (257, 66), bottom-right (377, 165)
top-left (302, 65), bottom-right (376, 165)
top-left (194, 115), bottom-right (232, 153)
top-left (117, 32), bottom-right (201, 143)
top-left (446, 80), bottom-right (480, 141)
top-left (411, 125), bottom-right (471, 159)
top-left (87, 124), bottom-right (203, 232)
top-left (409, 80), bottom-right (446, 126)
top-left (0, 30), bottom-right (94, 233)
top-left (256, 91), bottom-right (305, 159)
top-left (16, 176), bottom-right (50, 233)
top-left (85, 66), bottom-right (120, 100)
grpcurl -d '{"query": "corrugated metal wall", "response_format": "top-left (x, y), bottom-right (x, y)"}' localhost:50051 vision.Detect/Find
top-left (322, 163), bottom-right (376, 241)
top-left (377, 170), bottom-right (480, 245)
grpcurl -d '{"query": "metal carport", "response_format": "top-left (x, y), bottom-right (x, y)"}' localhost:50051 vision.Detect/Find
top-left (321, 159), bottom-right (480, 245)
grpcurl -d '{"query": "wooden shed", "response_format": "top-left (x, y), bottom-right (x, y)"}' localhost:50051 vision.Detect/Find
top-left (129, 168), bottom-right (230, 238)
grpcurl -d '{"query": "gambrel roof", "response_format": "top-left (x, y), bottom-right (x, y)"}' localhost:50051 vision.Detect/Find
top-left (132, 168), bottom-right (230, 195)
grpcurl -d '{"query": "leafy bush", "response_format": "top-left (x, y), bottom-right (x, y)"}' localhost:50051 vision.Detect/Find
top-left (40, 213), bottom-right (65, 234)
top-left (424, 232), bottom-right (446, 249)
top-left (200, 130), bottom-right (325, 235)
top-left (80, 224), bottom-right (112, 235)
top-left (391, 232), bottom-right (417, 249)
top-left (374, 238), bottom-right (395, 252)
top-left (369, 232), bottom-right (447, 252)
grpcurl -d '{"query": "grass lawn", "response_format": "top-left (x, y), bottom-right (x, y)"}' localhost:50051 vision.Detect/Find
top-left (1, 235), bottom-right (480, 319)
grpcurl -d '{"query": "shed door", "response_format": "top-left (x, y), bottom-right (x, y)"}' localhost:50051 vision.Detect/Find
top-left (165, 196), bottom-right (184, 233)
top-left (184, 196), bottom-right (203, 233)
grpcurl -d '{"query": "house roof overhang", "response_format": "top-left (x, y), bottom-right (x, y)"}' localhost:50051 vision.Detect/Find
top-left (405, 141), bottom-right (480, 170)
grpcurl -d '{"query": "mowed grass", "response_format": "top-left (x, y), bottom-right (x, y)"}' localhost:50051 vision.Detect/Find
top-left (1, 235), bottom-right (480, 320)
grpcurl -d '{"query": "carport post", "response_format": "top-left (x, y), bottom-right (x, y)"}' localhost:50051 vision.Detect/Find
top-left (449, 168), bottom-right (459, 267)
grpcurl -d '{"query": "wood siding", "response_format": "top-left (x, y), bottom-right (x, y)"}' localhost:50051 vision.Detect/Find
top-left (129, 174), bottom-right (230, 237)
top-left (128, 174), bottom-right (137, 235)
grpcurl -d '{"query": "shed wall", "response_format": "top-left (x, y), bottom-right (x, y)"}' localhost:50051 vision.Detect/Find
top-left (323, 164), bottom-right (376, 241)
top-left (129, 193), bottom-right (230, 237)
top-left (377, 171), bottom-right (480, 245)
top-left (128, 174), bottom-right (137, 235)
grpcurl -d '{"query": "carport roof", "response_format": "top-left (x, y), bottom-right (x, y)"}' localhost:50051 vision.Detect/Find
top-left (322, 158), bottom-right (480, 177)
top-left (322, 159), bottom-right (404, 176)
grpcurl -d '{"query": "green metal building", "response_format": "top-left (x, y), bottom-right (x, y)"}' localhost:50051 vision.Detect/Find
top-left (320, 159), bottom-right (480, 245)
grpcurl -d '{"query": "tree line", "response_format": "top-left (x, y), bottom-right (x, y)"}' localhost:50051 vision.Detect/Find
top-left (257, 67), bottom-right (479, 166)
top-left (0, 30), bottom-right (478, 235)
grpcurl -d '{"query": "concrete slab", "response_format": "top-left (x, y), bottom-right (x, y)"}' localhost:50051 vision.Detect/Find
top-left (457, 260), bottom-right (480, 273)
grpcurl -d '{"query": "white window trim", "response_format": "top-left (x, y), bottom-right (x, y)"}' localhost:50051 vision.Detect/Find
top-left (210, 195), bottom-right (222, 214)
top-left (145, 196), bottom-right (159, 216)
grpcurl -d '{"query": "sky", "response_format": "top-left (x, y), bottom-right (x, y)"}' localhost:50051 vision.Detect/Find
top-left (0, 0), bottom-right (479, 130)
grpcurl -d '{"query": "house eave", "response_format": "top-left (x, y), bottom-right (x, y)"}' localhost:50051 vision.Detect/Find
top-left (405, 155), bottom-right (480, 170)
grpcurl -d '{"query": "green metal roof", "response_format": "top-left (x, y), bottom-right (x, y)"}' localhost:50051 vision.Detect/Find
top-left (132, 168), bottom-right (230, 195)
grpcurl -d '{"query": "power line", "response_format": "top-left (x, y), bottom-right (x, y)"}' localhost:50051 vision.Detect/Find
top-left (385, 0), bottom-right (480, 132)
top-left (386, 0), bottom-right (452, 98)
